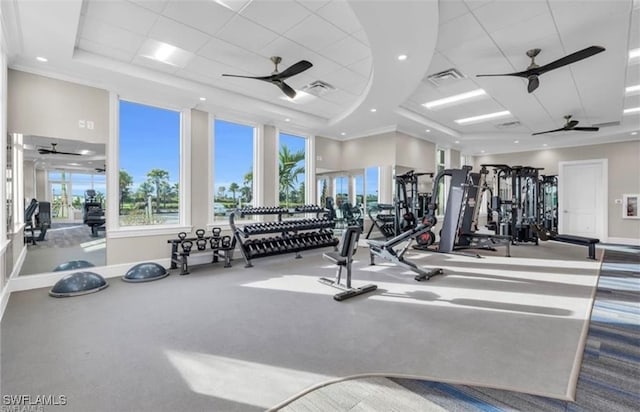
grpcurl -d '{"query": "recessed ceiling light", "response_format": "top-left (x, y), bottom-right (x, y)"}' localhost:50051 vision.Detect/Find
top-left (370, 108), bottom-right (377, 112)
top-left (454, 140), bottom-right (460, 144)
top-left (514, 140), bottom-right (519, 143)
top-left (67, 162), bottom-right (80, 166)
top-left (632, 132), bottom-right (638, 135)
top-left (397, 54), bottom-right (408, 61)
top-left (455, 110), bottom-right (511, 125)
top-left (285, 118), bottom-right (291, 122)
top-left (423, 89), bottom-right (487, 110)
top-left (626, 84), bottom-right (640, 94)
top-left (341, 132), bottom-right (346, 136)
top-left (425, 129), bottom-right (431, 132)
top-left (543, 143), bottom-right (548, 147)
top-left (36, 56), bottom-right (48, 62)
top-left (623, 107), bottom-right (640, 114)
top-left (199, 97), bottom-right (206, 101)
top-left (480, 150), bottom-right (485, 153)
top-left (629, 48), bottom-right (640, 60)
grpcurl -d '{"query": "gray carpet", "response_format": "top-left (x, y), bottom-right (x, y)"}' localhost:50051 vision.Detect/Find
top-left (1, 242), bottom-right (600, 411)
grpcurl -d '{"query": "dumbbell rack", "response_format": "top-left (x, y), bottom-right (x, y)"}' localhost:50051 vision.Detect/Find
top-left (167, 227), bottom-right (236, 275)
top-left (229, 205), bottom-right (338, 268)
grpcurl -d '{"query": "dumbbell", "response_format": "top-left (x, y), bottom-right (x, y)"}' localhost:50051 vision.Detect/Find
top-left (243, 240), bottom-right (257, 256)
top-left (181, 240), bottom-right (193, 254)
top-left (195, 229), bottom-right (206, 239)
top-left (196, 238), bottom-right (207, 251)
top-left (178, 232), bottom-right (187, 241)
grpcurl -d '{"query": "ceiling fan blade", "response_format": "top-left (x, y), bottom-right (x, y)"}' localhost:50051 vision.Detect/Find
top-left (476, 72), bottom-right (529, 78)
top-left (572, 127), bottom-right (599, 132)
top-left (277, 81), bottom-right (297, 99)
top-left (532, 126), bottom-right (567, 135)
top-left (527, 75), bottom-right (539, 93)
top-left (567, 120), bottom-right (579, 128)
top-left (221, 73), bottom-right (273, 81)
top-left (536, 45), bottom-right (605, 75)
top-left (272, 60), bottom-right (313, 80)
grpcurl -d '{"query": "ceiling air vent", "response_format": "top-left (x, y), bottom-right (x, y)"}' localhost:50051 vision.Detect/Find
top-left (592, 120), bottom-right (620, 128)
top-left (302, 80), bottom-right (336, 97)
top-left (495, 120), bottom-right (521, 129)
top-left (425, 68), bottom-right (465, 87)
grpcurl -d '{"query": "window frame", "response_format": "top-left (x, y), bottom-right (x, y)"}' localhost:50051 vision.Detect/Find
top-left (107, 94), bottom-right (191, 238)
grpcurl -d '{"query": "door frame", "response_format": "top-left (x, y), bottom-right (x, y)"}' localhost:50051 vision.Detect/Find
top-left (558, 159), bottom-right (608, 241)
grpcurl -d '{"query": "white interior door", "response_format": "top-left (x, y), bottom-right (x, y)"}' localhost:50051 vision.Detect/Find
top-left (558, 159), bottom-right (607, 240)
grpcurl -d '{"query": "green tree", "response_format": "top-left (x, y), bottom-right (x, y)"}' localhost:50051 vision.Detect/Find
top-left (228, 182), bottom-right (240, 206)
top-left (119, 170), bottom-right (134, 212)
top-left (136, 181), bottom-right (154, 203)
top-left (320, 179), bottom-right (328, 207)
top-left (240, 186), bottom-right (252, 204)
top-left (217, 186), bottom-right (226, 201)
top-left (279, 145), bottom-right (305, 207)
top-left (146, 169), bottom-right (170, 213)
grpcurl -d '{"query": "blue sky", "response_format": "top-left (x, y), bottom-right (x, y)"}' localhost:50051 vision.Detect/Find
top-left (119, 102), bottom-right (306, 194)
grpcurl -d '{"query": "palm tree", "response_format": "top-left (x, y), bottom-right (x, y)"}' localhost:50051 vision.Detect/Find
top-left (217, 186), bottom-right (226, 201)
top-left (279, 145), bottom-right (305, 207)
top-left (119, 170), bottom-right (133, 213)
top-left (146, 169), bottom-right (170, 213)
top-left (228, 182), bottom-right (240, 206)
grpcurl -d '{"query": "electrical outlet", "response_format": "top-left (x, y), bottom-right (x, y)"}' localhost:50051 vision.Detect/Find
top-left (78, 120), bottom-right (86, 128)
top-left (87, 120), bottom-right (94, 130)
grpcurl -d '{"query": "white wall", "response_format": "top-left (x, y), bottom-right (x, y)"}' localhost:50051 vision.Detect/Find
top-left (8, 70), bottom-right (108, 144)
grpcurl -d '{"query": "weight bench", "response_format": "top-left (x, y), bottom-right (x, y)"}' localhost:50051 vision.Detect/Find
top-left (319, 226), bottom-right (377, 301)
top-left (552, 234), bottom-right (599, 260)
top-left (368, 223), bottom-right (444, 281)
top-left (532, 224), bottom-right (599, 260)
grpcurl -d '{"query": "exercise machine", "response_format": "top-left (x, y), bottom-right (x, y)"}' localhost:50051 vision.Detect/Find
top-left (538, 174), bottom-right (558, 233)
top-left (83, 190), bottom-right (105, 237)
top-left (368, 219), bottom-right (444, 281)
top-left (319, 226), bottom-right (378, 301)
top-left (24, 199), bottom-right (51, 245)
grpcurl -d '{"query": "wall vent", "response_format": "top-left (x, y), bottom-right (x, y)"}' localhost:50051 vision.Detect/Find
top-left (425, 68), bottom-right (465, 87)
top-left (302, 80), bottom-right (336, 96)
top-left (495, 120), bottom-right (521, 129)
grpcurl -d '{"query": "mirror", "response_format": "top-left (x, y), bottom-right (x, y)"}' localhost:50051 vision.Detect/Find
top-left (19, 135), bottom-right (106, 275)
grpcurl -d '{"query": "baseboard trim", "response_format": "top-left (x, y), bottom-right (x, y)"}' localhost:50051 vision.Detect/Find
top-left (605, 237), bottom-right (640, 246)
top-left (0, 245), bottom-right (27, 321)
top-left (8, 258), bottom-right (172, 293)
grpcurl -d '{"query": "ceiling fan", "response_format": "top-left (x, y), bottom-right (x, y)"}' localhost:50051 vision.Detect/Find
top-left (37, 143), bottom-right (81, 156)
top-left (476, 45), bottom-right (605, 93)
top-left (95, 165), bottom-right (106, 173)
top-left (221, 56), bottom-right (313, 99)
top-left (532, 115), bottom-right (599, 135)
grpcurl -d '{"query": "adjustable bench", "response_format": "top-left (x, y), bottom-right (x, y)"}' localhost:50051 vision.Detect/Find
top-left (552, 234), bottom-right (600, 260)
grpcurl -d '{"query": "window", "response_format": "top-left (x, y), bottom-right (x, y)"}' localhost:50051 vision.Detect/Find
top-left (49, 171), bottom-right (105, 219)
top-left (278, 133), bottom-right (306, 207)
top-left (365, 166), bottom-right (379, 213)
top-left (354, 175), bottom-right (364, 205)
top-left (213, 119), bottom-right (255, 222)
top-left (119, 100), bottom-right (181, 226)
top-left (317, 177), bottom-right (328, 207)
top-left (334, 176), bottom-right (349, 207)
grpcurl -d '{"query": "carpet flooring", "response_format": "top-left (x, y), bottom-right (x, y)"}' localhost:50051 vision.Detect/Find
top-left (1, 242), bottom-right (601, 411)
top-left (277, 244), bottom-right (639, 412)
